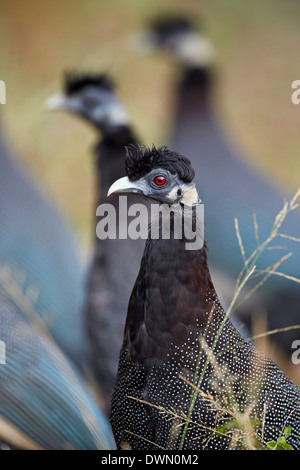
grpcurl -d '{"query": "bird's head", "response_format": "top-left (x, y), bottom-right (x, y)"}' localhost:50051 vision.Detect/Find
top-left (132, 16), bottom-right (216, 67)
top-left (45, 72), bottom-right (128, 130)
top-left (108, 145), bottom-right (200, 206)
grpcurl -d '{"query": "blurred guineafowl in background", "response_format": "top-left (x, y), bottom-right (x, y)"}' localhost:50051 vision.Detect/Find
top-left (0, 121), bottom-right (87, 370)
top-left (46, 73), bottom-right (147, 414)
top-left (0, 296), bottom-right (115, 450)
top-left (0, 120), bottom-right (114, 449)
top-left (136, 16), bottom-right (300, 355)
top-left (108, 145), bottom-right (300, 450)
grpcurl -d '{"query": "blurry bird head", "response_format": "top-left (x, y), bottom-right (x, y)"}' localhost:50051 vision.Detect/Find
top-left (132, 16), bottom-right (216, 67)
top-left (108, 145), bottom-right (200, 206)
top-left (45, 72), bottom-right (129, 130)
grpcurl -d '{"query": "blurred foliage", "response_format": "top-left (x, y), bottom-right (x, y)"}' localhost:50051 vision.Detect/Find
top-left (0, 0), bottom-right (300, 253)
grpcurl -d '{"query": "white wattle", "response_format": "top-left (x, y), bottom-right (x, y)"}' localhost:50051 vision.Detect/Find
top-left (175, 33), bottom-right (217, 67)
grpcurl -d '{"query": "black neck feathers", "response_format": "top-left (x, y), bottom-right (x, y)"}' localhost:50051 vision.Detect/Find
top-left (178, 66), bottom-right (214, 118)
top-left (94, 127), bottom-right (138, 206)
top-left (124, 212), bottom-right (214, 367)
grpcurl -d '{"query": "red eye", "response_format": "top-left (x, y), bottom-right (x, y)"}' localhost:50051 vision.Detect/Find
top-left (154, 175), bottom-right (166, 186)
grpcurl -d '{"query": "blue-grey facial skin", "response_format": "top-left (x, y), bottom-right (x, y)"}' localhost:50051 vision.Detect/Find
top-left (46, 86), bottom-right (128, 129)
top-left (79, 88), bottom-right (128, 127)
top-left (108, 169), bottom-right (198, 206)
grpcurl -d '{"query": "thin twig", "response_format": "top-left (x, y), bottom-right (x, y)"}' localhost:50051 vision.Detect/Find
top-left (253, 210), bottom-right (259, 244)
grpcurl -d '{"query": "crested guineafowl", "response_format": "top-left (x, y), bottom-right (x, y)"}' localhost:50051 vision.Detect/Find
top-left (108, 145), bottom-right (300, 450)
top-left (46, 73), bottom-right (148, 414)
top-left (137, 17), bottom-right (300, 355)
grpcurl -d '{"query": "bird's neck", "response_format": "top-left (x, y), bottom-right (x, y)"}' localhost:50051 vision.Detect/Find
top-left (125, 206), bottom-right (222, 366)
top-left (169, 66), bottom-right (215, 152)
top-left (173, 31), bottom-right (216, 114)
top-left (178, 66), bottom-right (214, 116)
top-left (94, 125), bottom-right (137, 204)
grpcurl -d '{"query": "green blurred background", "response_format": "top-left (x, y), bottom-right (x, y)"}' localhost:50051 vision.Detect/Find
top-left (1, 0), bottom-right (299, 257)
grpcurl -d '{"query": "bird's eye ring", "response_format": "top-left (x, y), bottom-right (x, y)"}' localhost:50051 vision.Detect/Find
top-left (154, 175), bottom-right (166, 186)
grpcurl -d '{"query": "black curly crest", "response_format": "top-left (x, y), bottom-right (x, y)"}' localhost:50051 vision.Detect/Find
top-left (149, 15), bottom-right (195, 36)
top-left (64, 71), bottom-right (114, 95)
top-left (125, 144), bottom-right (195, 183)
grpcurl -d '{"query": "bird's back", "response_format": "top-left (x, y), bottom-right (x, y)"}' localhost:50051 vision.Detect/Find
top-left (0, 296), bottom-right (115, 450)
top-left (170, 66), bottom-right (300, 351)
top-left (0, 127), bottom-right (87, 368)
